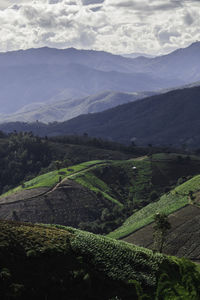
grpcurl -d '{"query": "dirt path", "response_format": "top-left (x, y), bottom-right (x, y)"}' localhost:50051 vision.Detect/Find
top-left (0, 157), bottom-right (145, 206)
top-left (0, 161), bottom-right (108, 206)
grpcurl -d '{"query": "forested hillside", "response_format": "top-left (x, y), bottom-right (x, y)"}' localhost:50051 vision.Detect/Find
top-left (1, 85), bottom-right (200, 148)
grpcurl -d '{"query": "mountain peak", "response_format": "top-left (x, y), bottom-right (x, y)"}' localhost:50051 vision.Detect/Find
top-left (188, 41), bottom-right (200, 48)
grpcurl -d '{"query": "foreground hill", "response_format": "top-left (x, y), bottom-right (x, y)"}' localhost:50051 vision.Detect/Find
top-left (0, 220), bottom-right (200, 299)
top-left (1, 153), bottom-right (200, 234)
top-left (2, 84), bottom-right (200, 148)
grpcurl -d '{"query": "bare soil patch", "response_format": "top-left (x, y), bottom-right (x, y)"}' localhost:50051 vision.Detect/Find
top-left (0, 188), bottom-right (49, 204)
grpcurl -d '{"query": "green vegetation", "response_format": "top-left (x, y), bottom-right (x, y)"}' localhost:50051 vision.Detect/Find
top-left (108, 173), bottom-right (200, 240)
top-left (153, 213), bottom-right (171, 253)
top-left (2, 152), bottom-right (200, 236)
top-left (0, 131), bottom-right (140, 195)
top-left (72, 171), bottom-right (122, 207)
top-left (0, 160), bottom-right (106, 198)
top-left (174, 174), bottom-right (200, 195)
top-left (0, 220), bottom-right (200, 299)
top-left (108, 194), bottom-right (188, 239)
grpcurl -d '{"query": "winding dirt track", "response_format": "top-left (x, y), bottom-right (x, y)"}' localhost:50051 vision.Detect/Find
top-left (0, 161), bottom-right (108, 206)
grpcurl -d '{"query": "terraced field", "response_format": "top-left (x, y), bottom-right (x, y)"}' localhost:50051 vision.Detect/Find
top-left (108, 169), bottom-right (200, 240)
top-left (107, 174), bottom-right (200, 260)
top-left (123, 205), bottom-right (200, 260)
top-left (0, 160), bottom-right (107, 204)
top-left (1, 153), bottom-right (200, 235)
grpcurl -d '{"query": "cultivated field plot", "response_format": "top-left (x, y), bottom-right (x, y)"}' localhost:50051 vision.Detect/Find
top-left (123, 204), bottom-right (200, 260)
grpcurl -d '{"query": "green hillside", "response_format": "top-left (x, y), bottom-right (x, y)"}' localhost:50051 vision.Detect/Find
top-left (0, 160), bottom-right (107, 198)
top-left (0, 220), bottom-right (200, 299)
top-left (1, 153), bottom-right (200, 235)
top-left (0, 131), bottom-right (137, 195)
top-left (108, 173), bottom-right (200, 240)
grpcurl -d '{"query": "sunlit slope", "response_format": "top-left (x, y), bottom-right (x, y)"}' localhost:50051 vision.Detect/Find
top-left (108, 173), bottom-right (200, 240)
top-left (0, 160), bottom-right (106, 200)
top-left (0, 220), bottom-right (200, 299)
top-left (1, 153), bottom-right (200, 234)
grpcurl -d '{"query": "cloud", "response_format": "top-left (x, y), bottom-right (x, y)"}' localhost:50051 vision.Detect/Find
top-left (183, 11), bottom-right (194, 25)
top-left (82, 0), bottom-right (104, 5)
top-left (108, 0), bottom-right (182, 10)
top-left (0, 0), bottom-right (199, 55)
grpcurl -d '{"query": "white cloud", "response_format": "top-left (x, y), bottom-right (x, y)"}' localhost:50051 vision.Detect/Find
top-left (0, 0), bottom-right (199, 54)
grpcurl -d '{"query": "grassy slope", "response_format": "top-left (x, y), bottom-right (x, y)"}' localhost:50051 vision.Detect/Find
top-left (0, 157), bottom-right (152, 208)
top-left (0, 160), bottom-right (107, 198)
top-left (71, 158), bottom-right (151, 207)
top-left (2, 152), bottom-right (200, 201)
top-left (0, 220), bottom-right (200, 299)
top-left (2, 153), bottom-right (200, 235)
top-left (108, 174), bottom-right (200, 240)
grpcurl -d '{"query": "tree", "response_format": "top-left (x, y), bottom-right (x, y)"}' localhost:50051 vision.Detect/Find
top-left (153, 212), bottom-right (171, 253)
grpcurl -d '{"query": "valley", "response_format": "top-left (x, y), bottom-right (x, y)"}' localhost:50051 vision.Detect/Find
top-left (1, 40), bottom-right (200, 299)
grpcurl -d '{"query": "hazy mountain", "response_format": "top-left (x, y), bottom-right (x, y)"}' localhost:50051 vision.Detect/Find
top-left (0, 47), bottom-right (137, 73)
top-left (2, 80), bottom-right (199, 124)
top-left (0, 61), bottom-right (179, 114)
top-left (131, 41), bottom-right (200, 83)
top-left (0, 42), bottom-right (200, 115)
top-left (0, 91), bottom-right (157, 123)
top-left (48, 85), bottom-right (200, 147)
top-left (2, 85), bottom-right (200, 148)
top-left (122, 53), bottom-right (155, 59)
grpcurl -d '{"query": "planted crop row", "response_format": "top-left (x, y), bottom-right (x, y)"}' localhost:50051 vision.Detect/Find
top-left (108, 193), bottom-right (188, 240)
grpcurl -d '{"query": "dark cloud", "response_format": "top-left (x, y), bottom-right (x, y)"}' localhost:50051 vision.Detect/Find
top-left (157, 29), bottom-right (181, 45)
top-left (183, 12), bottom-right (194, 25)
top-left (49, 0), bottom-right (62, 4)
top-left (82, 0), bottom-right (104, 5)
top-left (49, 0), bottom-right (77, 4)
top-left (90, 6), bottom-right (102, 12)
top-left (111, 0), bottom-right (182, 10)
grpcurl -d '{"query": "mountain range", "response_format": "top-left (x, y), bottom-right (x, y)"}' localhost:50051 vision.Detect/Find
top-left (1, 84), bottom-right (200, 148)
top-left (0, 90), bottom-right (156, 123)
top-left (1, 41), bottom-right (200, 117)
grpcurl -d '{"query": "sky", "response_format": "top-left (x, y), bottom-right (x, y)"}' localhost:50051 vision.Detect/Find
top-left (0, 0), bottom-right (200, 55)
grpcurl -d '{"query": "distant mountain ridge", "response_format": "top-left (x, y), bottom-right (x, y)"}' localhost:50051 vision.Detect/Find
top-left (122, 52), bottom-right (155, 59)
top-left (0, 60), bottom-right (178, 114)
top-left (1, 85), bottom-right (200, 148)
top-left (131, 41), bottom-right (200, 83)
top-left (0, 90), bottom-right (157, 123)
top-left (0, 42), bottom-right (200, 115)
